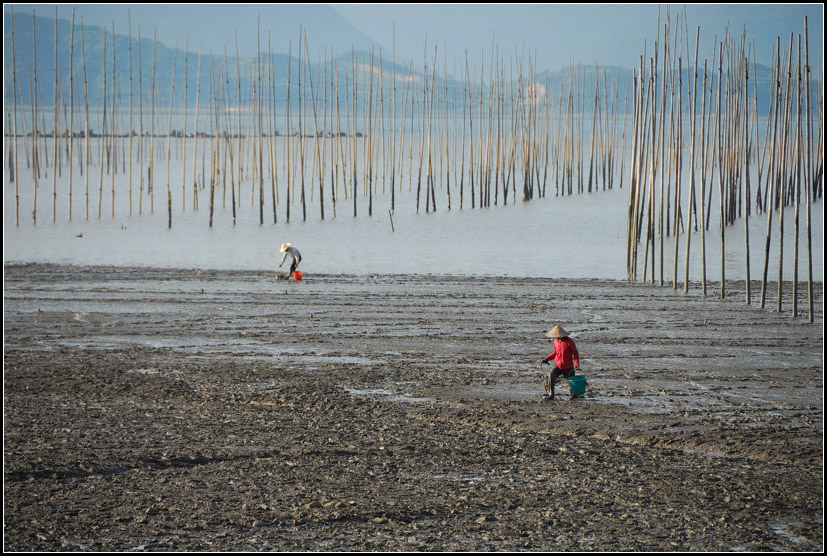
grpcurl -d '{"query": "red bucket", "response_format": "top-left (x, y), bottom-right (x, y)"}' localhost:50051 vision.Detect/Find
top-left (291, 270), bottom-right (303, 281)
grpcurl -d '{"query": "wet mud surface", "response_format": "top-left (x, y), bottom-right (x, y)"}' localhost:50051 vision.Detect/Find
top-left (3, 263), bottom-right (823, 551)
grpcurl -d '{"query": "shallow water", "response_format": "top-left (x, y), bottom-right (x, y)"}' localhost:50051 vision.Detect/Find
top-left (4, 138), bottom-right (823, 281)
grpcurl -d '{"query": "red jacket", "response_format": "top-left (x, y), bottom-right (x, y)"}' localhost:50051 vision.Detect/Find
top-left (544, 337), bottom-right (579, 370)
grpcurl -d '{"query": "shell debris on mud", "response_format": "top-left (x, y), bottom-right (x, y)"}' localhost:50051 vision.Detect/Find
top-left (3, 263), bottom-right (823, 551)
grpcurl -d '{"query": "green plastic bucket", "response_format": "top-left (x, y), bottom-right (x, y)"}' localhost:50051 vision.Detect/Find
top-left (568, 376), bottom-right (588, 395)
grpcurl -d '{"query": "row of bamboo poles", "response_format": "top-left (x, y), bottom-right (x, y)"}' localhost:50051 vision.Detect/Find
top-left (4, 9), bottom-right (823, 322)
top-left (625, 10), bottom-right (822, 322)
top-left (5, 9), bottom-right (626, 230)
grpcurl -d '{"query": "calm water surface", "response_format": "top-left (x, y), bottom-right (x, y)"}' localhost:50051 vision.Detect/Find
top-left (4, 143), bottom-right (823, 281)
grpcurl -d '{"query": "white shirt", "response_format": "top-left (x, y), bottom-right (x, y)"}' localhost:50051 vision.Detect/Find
top-left (279, 246), bottom-right (302, 266)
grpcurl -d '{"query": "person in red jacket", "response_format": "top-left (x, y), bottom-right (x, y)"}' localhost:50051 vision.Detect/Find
top-left (540, 324), bottom-right (580, 400)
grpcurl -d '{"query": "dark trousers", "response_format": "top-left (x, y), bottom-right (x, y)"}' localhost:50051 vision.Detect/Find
top-left (548, 365), bottom-right (575, 399)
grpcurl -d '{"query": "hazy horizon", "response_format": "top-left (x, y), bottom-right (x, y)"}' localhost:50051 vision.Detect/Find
top-left (4, 3), bottom-right (823, 70)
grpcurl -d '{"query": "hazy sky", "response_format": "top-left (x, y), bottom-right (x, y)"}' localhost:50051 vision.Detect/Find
top-left (6, 3), bottom-right (823, 70)
top-left (332, 4), bottom-right (823, 69)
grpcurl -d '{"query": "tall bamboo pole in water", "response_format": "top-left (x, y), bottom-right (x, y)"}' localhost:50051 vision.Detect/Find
top-left (415, 43), bottom-right (429, 214)
top-left (10, 6), bottom-right (20, 225)
top-left (297, 27), bottom-right (307, 222)
top-left (333, 58), bottom-right (343, 218)
top-left (658, 20), bottom-right (670, 285)
top-left (268, 33), bottom-right (279, 224)
top-left (698, 57), bottom-right (709, 297)
top-left (304, 35), bottom-right (324, 221)
top-left (98, 29), bottom-right (107, 219)
top-left (257, 16), bottom-right (265, 225)
top-left (466, 49), bottom-right (476, 209)
top-left (149, 28), bottom-right (157, 214)
top-left (220, 51), bottom-right (235, 223)
top-left (67, 7), bottom-right (75, 222)
top-left (234, 31), bottom-right (243, 208)
top-left (352, 45), bottom-right (358, 217)
top-left (803, 16), bottom-right (814, 322)
top-left (445, 45), bottom-right (453, 210)
top-left (81, 19), bottom-right (91, 219)
top-left (390, 26), bottom-right (397, 213)
top-left (776, 34), bottom-right (795, 313)
top-left (208, 57), bottom-right (218, 227)
top-left (683, 26), bottom-right (700, 293)
top-left (671, 55), bottom-right (683, 289)
top-left (191, 46), bottom-right (202, 211)
top-left (459, 51), bottom-right (467, 209)
top-left (743, 50), bottom-right (752, 305)
top-left (792, 35), bottom-right (802, 318)
top-left (52, 7), bottom-right (58, 223)
top-left (424, 46), bottom-right (438, 214)
top-left (365, 48), bottom-right (374, 215)
top-left (127, 11), bottom-right (133, 216)
top-left (166, 42), bottom-right (178, 228)
top-left (110, 21), bottom-right (117, 219)
top-left (378, 47), bottom-right (386, 200)
top-left (31, 10), bottom-right (39, 224)
top-left (137, 26), bottom-right (144, 214)
top-left (181, 35), bottom-right (188, 212)
top-left (714, 42), bottom-right (725, 299)
top-left (760, 39), bottom-right (781, 309)
top-left (286, 42), bottom-right (292, 223)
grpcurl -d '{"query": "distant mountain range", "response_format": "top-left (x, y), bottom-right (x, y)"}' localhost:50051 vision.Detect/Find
top-left (1, 9), bottom-right (803, 115)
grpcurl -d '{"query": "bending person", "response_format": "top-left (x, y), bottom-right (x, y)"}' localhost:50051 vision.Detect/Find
top-left (279, 243), bottom-right (302, 278)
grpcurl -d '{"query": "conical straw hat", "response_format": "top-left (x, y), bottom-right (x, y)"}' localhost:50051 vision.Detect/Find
top-left (546, 325), bottom-right (569, 338)
top-left (280, 243), bottom-right (291, 252)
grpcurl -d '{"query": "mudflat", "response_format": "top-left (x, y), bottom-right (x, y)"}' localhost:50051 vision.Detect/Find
top-left (3, 263), bottom-right (823, 551)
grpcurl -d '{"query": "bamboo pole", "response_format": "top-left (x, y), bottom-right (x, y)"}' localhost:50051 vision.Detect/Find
top-left (683, 26), bottom-right (700, 293)
top-left (672, 56), bottom-right (683, 288)
top-left (269, 33), bottom-right (279, 224)
top-left (127, 11), bottom-right (133, 216)
top-left (286, 42), bottom-right (292, 222)
top-left (334, 58), bottom-right (343, 217)
top-left (137, 26), bottom-right (144, 214)
top-left (166, 42), bottom-right (178, 228)
top-left (32, 10), bottom-right (39, 224)
top-left (776, 33), bottom-right (795, 313)
top-left (10, 6), bottom-right (20, 226)
top-left (110, 21), bottom-right (117, 219)
top-left (698, 56), bottom-right (709, 296)
top-left (98, 28), bottom-right (107, 219)
top-left (792, 34), bottom-right (802, 318)
top-left (304, 35), bottom-right (324, 221)
top-left (391, 26), bottom-right (397, 213)
top-left (803, 16), bottom-right (814, 322)
top-left (208, 58), bottom-right (216, 227)
top-left (743, 50), bottom-right (753, 305)
top-left (52, 7), bottom-right (58, 223)
top-left (221, 52), bottom-right (236, 225)
top-left (181, 35), bottom-right (188, 212)
top-left (352, 45), bottom-right (358, 217)
top-left (658, 20), bottom-right (670, 285)
top-left (81, 19), bottom-right (91, 219)
top-left (257, 16), bottom-right (265, 225)
top-left (191, 46), bottom-right (202, 211)
top-left (234, 31), bottom-right (243, 209)
top-left (714, 40), bottom-right (726, 299)
top-left (297, 27), bottom-right (307, 222)
top-left (760, 39), bottom-right (782, 309)
top-left (149, 28), bottom-right (157, 214)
